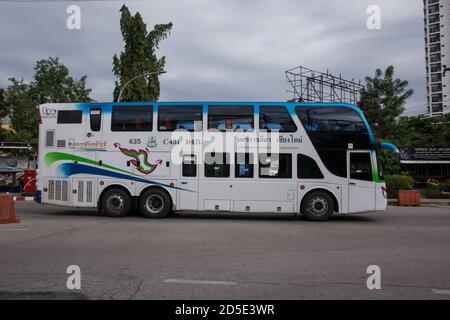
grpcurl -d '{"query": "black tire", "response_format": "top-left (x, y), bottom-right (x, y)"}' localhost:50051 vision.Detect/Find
top-left (301, 191), bottom-right (334, 221)
top-left (101, 188), bottom-right (132, 218)
top-left (140, 189), bottom-right (172, 219)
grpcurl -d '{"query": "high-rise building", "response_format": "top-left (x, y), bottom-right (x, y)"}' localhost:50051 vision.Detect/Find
top-left (424, 0), bottom-right (450, 116)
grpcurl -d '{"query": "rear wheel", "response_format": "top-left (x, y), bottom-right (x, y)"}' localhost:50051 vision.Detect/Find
top-left (101, 188), bottom-right (132, 218)
top-left (301, 191), bottom-right (334, 221)
top-left (140, 189), bottom-right (172, 219)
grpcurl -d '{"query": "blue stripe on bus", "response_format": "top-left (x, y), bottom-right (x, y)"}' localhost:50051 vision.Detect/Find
top-left (56, 163), bottom-right (195, 192)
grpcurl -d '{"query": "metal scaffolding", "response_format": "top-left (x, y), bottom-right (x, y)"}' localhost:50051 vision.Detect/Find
top-left (285, 66), bottom-right (364, 105)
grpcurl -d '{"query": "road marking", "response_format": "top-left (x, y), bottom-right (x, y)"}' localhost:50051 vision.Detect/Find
top-left (164, 279), bottom-right (237, 286)
top-left (0, 228), bottom-right (31, 231)
top-left (432, 289), bottom-right (450, 295)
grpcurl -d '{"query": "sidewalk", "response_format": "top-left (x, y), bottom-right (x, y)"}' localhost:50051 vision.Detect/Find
top-left (388, 198), bottom-right (450, 207)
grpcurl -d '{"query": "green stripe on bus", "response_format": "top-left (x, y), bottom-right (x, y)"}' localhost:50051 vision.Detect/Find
top-left (44, 152), bottom-right (137, 177)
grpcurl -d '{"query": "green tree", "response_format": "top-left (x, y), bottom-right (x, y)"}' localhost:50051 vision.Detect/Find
top-left (0, 87), bottom-right (8, 118)
top-left (0, 57), bottom-right (92, 144)
top-left (395, 114), bottom-right (450, 148)
top-left (359, 66), bottom-right (414, 140)
top-left (3, 78), bottom-right (37, 142)
top-left (0, 86), bottom-right (12, 140)
top-left (113, 5), bottom-right (172, 102)
top-left (33, 57), bottom-right (92, 104)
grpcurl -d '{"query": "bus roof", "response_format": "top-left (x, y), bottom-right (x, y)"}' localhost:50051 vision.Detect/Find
top-left (47, 101), bottom-right (358, 106)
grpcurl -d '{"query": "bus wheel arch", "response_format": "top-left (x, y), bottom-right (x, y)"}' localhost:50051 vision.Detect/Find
top-left (300, 188), bottom-right (339, 221)
top-left (99, 185), bottom-right (133, 218)
top-left (138, 186), bottom-right (173, 219)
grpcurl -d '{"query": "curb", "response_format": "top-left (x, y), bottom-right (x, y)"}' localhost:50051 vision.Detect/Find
top-left (388, 199), bottom-right (450, 207)
top-left (12, 196), bottom-right (34, 202)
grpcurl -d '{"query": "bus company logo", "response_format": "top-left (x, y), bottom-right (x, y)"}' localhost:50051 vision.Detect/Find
top-left (147, 136), bottom-right (158, 148)
top-left (41, 107), bottom-right (57, 118)
top-left (114, 143), bottom-right (162, 175)
top-left (68, 140), bottom-right (107, 150)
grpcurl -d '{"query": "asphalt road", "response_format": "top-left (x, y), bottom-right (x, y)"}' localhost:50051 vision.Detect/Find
top-left (1, 202), bottom-right (450, 300)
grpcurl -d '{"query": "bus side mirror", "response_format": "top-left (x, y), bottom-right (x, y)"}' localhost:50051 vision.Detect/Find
top-left (379, 141), bottom-right (399, 154)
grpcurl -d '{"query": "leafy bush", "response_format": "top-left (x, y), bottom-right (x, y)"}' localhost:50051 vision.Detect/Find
top-left (385, 175), bottom-right (415, 198)
top-left (441, 179), bottom-right (450, 193)
top-left (426, 178), bottom-right (442, 199)
top-left (379, 149), bottom-right (401, 175)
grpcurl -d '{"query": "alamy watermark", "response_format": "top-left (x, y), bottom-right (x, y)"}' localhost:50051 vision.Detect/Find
top-left (366, 5), bottom-right (381, 30)
top-left (66, 265), bottom-right (81, 290)
top-left (366, 265), bottom-right (381, 290)
top-left (66, 5), bottom-right (81, 30)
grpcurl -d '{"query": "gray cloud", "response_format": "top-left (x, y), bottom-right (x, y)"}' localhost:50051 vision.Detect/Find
top-left (0, 0), bottom-right (426, 114)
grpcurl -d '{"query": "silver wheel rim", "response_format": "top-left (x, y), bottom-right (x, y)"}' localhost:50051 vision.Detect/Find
top-left (145, 194), bottom-right (164, 214)
top-left (107, 194), bottom-right (125, 214)
top-left (309, 196), bottom-right (328, 216)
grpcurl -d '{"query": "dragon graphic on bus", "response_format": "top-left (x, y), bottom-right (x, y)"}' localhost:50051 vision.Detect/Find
top-left (114, 143), bottom-right (162, 175)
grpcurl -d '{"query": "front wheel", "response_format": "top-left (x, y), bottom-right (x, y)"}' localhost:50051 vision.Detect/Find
top-left (140, 189), bottom-right (172, 219)
top-left (101, 188), bottom-right (132, 218)
top-left (301, 191), bottom-right (334, 221)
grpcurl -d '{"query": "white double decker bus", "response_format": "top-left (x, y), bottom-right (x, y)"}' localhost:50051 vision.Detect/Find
top-left (36, 102), bottom-right (397, 221)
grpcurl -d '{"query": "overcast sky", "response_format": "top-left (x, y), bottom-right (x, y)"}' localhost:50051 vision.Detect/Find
top-left (0, 0), bottom-right (426, 115)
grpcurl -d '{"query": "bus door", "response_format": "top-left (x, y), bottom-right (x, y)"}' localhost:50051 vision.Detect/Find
top-left (71, 106), bottom-right (103, 207)
top-left (85, 106), bottom-right (103, 146)
top-left (347, 150), bottom-right (376, 212)
top-left (178, 154), bottom-right (199, 210)
top-left (73, 106), bottom-right (103, 164)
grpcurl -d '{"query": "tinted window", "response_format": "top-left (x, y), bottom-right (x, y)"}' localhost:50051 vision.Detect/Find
top-left (259, 154), bottom-right (292, 178)
top-left (296, 106), bottom-right (366, 133)
top-left (111, 106), bottom-right (153, 132)
top-left (158, 105), bottom-right (203, 131)
top-left (235, 153), bottom-right (254, 178)
top-left (205, 153), bottom-right (230, 178)
top-left (317, 149), bottom-right (347, 178)
top-left (90, 108), bottom-right (101, 132)
top-left (376, 151), bottom-right (384, 181)
top-left (57, 110), bottom-right (82, 124)
top-left (350, 152), bottom-right (373, 181)
top-left (208, 105), bottom-right (254, 131)
top-left (260, 106), bottom-right (297, 132)
top-left (182, 154), bottom-right (197, 177)
top-left (297, 154), bottom-right (324, 179)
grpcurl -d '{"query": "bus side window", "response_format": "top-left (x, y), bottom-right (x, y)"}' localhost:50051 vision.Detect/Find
top-left (317, 149), bottom-right (347, 178)
top-left (90, 108), bottom-right (101, 132)
top-left (158, 105), bottom-right (203, 132)
top-left (296, 106), bottom-right (366, 133)
top-left (259, 154), bottom-right (292, 179)
top-left (208, 105), bottom-right (254, 131)
top-left (260, 106), bottom-right (297, 132)
top-left (350, 153), bottom-right (373, 181)
top-left (297, 154), bottom-right (324, 179)
top-left (235, 153), bottom-right (254, 178)
top-left (182, 154), bottom-right (197, 177)
top-left (111, 105), bottom-right (153, 132)
top-left (57, 110), bottom-right (82, 124)
top-left (204, 153), bottom-right (230, 178)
